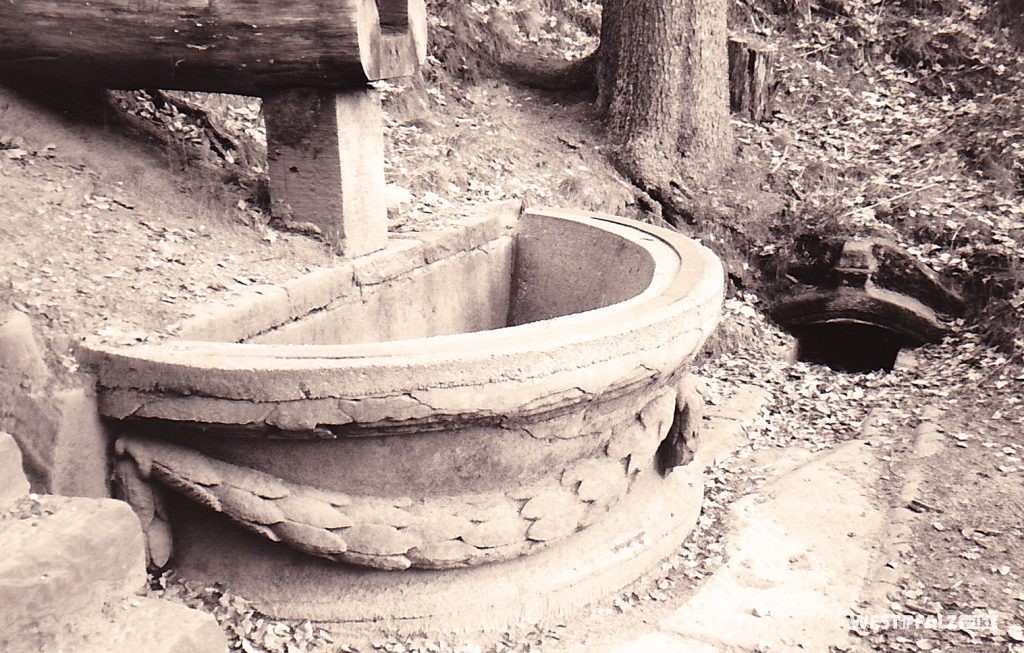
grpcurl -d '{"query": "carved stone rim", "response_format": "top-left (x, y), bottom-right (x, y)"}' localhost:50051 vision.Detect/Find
top-left (84, 209), bottom-right (725, 425)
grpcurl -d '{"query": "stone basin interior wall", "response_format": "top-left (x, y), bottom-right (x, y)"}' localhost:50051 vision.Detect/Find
top-left (510, 212), bottom-right (655, 327)
top-left (173, 202), bottom-right (658, 347)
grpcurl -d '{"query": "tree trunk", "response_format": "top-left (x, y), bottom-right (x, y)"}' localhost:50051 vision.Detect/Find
top-left (597, 0), bottom-right (732, 189)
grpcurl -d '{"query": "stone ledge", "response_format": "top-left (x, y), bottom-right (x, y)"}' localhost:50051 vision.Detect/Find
top-left (176, 284), bottom-right (290, 343)
top-left (170, 200), bottom-right (522, 344)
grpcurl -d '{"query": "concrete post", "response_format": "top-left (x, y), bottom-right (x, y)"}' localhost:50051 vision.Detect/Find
top-left (263, 86), bottom-right (388, 257)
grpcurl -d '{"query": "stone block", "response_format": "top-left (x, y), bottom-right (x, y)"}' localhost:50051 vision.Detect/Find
top-left (176, 285), bottom-right (290, 342)
top-left (280, 264), bottom-right (356, 319)
top-left (351, 237), bottom-right (425, 286)
top-left (48, 387), bottom-right (111, 498)
top-left (0, 311), bottom-right (49, 390)
top-left (2, 383), bottom-right (110, 498)
top-left (74, 597), bottom-right (228, 653)
top-left (0, 497), bottom-right (146, 645)
top-left (0, 432), bottom-right (29, 510)
top-left (264, 86), bottom-right (388, 257)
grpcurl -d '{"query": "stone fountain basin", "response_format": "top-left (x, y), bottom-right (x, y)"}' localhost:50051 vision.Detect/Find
top-left (81, 205), bottom-right (723, 622)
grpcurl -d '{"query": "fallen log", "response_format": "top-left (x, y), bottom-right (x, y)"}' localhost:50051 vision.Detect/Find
top-left (0, 0), bottom-right (427, 94)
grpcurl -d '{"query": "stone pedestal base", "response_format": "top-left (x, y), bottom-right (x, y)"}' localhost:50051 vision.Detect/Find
top-left (170, 464), bottom-right (703, 633)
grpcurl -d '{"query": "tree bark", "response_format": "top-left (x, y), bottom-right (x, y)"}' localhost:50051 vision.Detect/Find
top-left (597, 0), bottom-right (733, 190)
top-left (728, 36), bottom-right (778, 123)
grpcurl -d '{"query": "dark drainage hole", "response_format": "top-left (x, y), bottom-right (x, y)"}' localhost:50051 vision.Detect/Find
top-left (791, 322), bottom-right (919, 373)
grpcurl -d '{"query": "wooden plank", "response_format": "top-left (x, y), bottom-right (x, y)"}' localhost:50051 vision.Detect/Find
top-left (263, 86), bottom-right (388, 257)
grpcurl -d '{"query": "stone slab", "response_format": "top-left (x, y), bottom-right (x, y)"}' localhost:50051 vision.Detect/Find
top-left (0, 497), bottom-right (146, 650)
top-left (73, 597), bottom-right (228, 653)
top-left (0, 432), bottom-right (29, 510)
top-left (49, 386), bottom-right (111, 497)
top-left (656, 440), bottom-right (885, 652)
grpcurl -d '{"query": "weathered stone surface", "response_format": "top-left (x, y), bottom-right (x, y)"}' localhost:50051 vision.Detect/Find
top-left (563, 459), bottom-right (624, 493)
top-left (580, 501), bottom-right (612, 528)
top-left (351, 237), bottom-right (424, 286)
top-left (458, 493), bottom-right (520, 523)
top-left (48, 387), bottom-right (110, 497)
top-left (125, 438), bottom-right (221, 486)
top-left (301, 486), bottom-right (352, 507)
top-left (341, 551), bottom-right (412, 571)
top-left (85, 209), bottom-right (725, 577)
top-left (408, 509), bottom-right (473, 542)
top-left (265, 87), bottom-right (388, 257)
top-left (152, 469), bottom-right (222, 512)
top-left (526, 504), bottom-right (585, 542)
top-left (177, 284), bottom-right (290, 343)
top-left (114, 458), bottom-right (155, 527)
top-left (0, 311), bottom-right (49, 389)
top-left (275, 495), bottom-right (353, 529)
top-left (408, 540), bottom-right (477, 567)
top-left (218, 487), bottom-right (284, 525)
top-left (773, 237), bottom-right (963, 345)
top-left (639, 388), bottom-right (678, 442)
top-left (344, 501), bottom-right (415, 528)
top-left (0, 432), bottom-right (29, 510)
top-left (576, 464), bottom-right (628, 504)
top-left (74, 597), bottom-right (228, 653)
top-left (0, 497), bottom-right (146, 639)
top-left (133, 395), bottom-right (273, 426)
top-left (606, 420), bottom-right (648, 461)
top-left (223, 466), bottom-right (290, 500)
top-left (276, 520), bottom-right (348, 556)
top-left (522, 409), bottom-right (586, 440)
top-left (461, 514), bottom-right (528, 549)
top-left (345, 524), bottom-right (420, 556)
top-left (146, 518), bottom-right (174, 568)
top-left (252, 238), bottom-right (513, 348)
top-left (520, 488), bottom-right (579, 520)
top-left (281, 264), bottom-right (356, 319)
top-left (1, 368), bottom-right (109, 497)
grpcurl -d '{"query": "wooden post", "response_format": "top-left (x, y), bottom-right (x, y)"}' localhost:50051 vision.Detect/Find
top-left (728, 36), bottom-right (778, 123)
top-left (263, 87), bottom-right (388, 257)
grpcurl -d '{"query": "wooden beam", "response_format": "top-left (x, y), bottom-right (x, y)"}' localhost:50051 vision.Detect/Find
top-left (0, 0), bottom-right (426, 94)
top-left (263, 86), bottom-right (388, 257)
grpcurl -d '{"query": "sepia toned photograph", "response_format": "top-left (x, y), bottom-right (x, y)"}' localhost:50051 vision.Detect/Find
top-left (0, 1), bottom-right (1022, 651)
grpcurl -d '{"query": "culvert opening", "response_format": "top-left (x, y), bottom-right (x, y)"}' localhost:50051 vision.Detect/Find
top-left (791, 322), bottom-right (919, 373)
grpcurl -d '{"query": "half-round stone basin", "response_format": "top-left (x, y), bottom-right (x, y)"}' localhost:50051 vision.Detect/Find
top-left (83, 206), bottom-right (724, 626)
